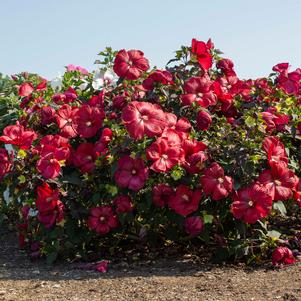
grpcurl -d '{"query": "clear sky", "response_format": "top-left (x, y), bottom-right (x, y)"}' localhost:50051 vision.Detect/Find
top-left (1, 0), bottom-right (301, 80)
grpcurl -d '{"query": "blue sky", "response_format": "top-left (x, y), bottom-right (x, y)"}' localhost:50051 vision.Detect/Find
top-left (0, 0), bottom-right (301, 80)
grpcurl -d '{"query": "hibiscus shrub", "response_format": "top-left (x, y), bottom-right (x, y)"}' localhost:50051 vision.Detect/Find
top-left (0, 39), bottom-right (300, 265)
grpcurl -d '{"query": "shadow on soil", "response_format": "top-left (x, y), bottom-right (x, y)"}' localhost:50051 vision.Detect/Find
top-left (0, 228), bottom-right (284, 282)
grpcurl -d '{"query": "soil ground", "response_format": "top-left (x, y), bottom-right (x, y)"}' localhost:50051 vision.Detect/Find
top-left (0, 229), bottom-right (300, 301)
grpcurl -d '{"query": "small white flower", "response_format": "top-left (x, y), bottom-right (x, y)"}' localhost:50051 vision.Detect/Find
top-left (51, 73), bottom-right (63, 90)
top-left (28, 208), bottom-right (38, 217)
top-left (78, 80), bottom-right (88, 90)
top-left (4, 144), bottom-right (14, 153)
top-left (92, 69), bottom-right (118, 90)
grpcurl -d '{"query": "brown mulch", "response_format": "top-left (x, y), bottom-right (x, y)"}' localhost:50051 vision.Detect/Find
top-left (0, 229), bottom-right (300, 301)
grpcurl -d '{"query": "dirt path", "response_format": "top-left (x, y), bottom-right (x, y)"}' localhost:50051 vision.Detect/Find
top-left (0, 229), bottom-right (300, 301)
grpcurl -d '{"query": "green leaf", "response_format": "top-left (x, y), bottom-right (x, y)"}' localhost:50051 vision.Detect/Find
top-left (18, 175), bottom-right (26, 184)
top-left (273, 201), bottom-right (287, 216)
top-left (170, 165), bottom-right (185, 181)
top-left (244, 116), bottom-right (256, 127)
top-left (105, 184), bottom-right (118, 196)
top-left (203, 213), bottom-right (214, 224)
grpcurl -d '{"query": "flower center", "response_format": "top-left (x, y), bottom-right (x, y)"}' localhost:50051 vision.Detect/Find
top-left (162, 154), bottom-right (168, 160)
top-left (86, 156), bottom-right (92, 161)
top-left (67, 118), bottom-right (73, 123)
top-left (197, 93), bottom-right (203, 98)
top-left (141, 115), bottom-right (149, 121)
top-left (217, 177), bottom-right (224, 184)
top-left (274, 179), bottom-right (282, 186)
top-left (196, 161), bottom-right (205, 169)
top-left (86, 121), bottom-right (92, 127)
top-left (182, 194), bottom-right (190, 202)
top-left (99, 216), bottom-right (106, 222)
top-left (248, 199), bottom-right (254, 207)
top-left (131, 169), bottom-right (137, 175)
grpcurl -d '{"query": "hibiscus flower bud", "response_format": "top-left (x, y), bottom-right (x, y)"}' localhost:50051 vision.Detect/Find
top-left (216, 58), bottom-right (235, 74)
top-left (100, 128), bottom-right (113, 144)
top-left (40, 106), bottom-right (56, 125)
top-left (196, 110), bottom-right (212, 131)
top-left (112, 95), bottom-right (127, 109)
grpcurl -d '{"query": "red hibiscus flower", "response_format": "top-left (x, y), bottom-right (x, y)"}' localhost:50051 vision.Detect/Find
top-left (114, 156), bottom-right (149, 191)
top-left (272, 247), bottom-right (296, 266)
top-left (146, 136), bottom-right (185, 173)
top-left (36, 183), bottom-right (64, 229)
top-left (122, 101), bottom-right (167, 140)
top-left (53, 87), bottom-right (78, 104)
top-left (88, 206), bottom-right (118, 235)
top-left (114, 195), bottom-right (133, 213)
top-left (168, 185), bottom-right (201, 216)
top-left (36, 144), bottom-right (68, 179)
top-left (40, 134), bottom-right (70, 149)
top-left (184, 216), bottom-right (204, 237)
top-left (191, 38), bottom-right (213, 70)
top-left (18, 82), bottom-right (34, 97)
top-left (0, 123), bottom-right (37, 150)
top-left (294, 178), bottom-right (301, 207)
top-left (262, 136), bottom-right (288, 166)
top-left (94, 128), bottom-right (113, 157)
top-left (36, 183), bottom-right (60, 213)
top-left (152, 184), bottom-right (174, 207)
top-left (272, 63), bottom-right (289, 73)
top-left (36, 79), bottom-right (47, 91)
top-left (37, 135), bottom-right (71, 158)
top-left (261, 108), bottom-right (290, 133)
top-left (142, 70), bottom-right (173, 90)
top-left (181, 77), bottom-right (216, 107)
top-left (88, 91), bottom-right (105, 108)
top-left (200, 163), bottom-right (233, 200)
top-left (277, 68), bottom-right (301, 95)
top-left (72, 143), bottom-right (97, 173)
top-left (257, 162), bottom-right (298, 201)
top-left (0, 148), bottom-right (12, 179)
top-left (182, 139), bottom-right (207, 174)
top-left (196, 110), bottom-right (212, 131)
top-left (37, 201), bottom-right (64, 229)
top-left (73, 105), bottom-right (105, 138)
top-left (231, 184), bottom-right (273, 224)
top-left (56, 104), bottom-right (78, 138)
top-left (174, 117), bottom-right (192, 134)
top-left (113, 49), bottom-right (149, 80)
